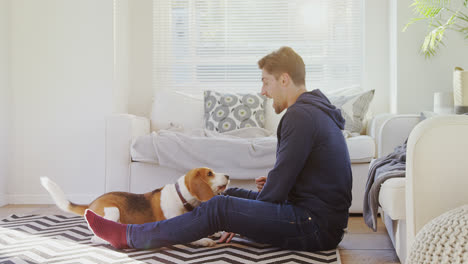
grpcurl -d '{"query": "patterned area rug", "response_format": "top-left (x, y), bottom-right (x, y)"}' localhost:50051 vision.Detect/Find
top-left (0, 214), bottom-right (341, 264)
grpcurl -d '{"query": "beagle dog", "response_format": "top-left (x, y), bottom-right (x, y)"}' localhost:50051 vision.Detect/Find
top-left (40, 167), bottom-right (230, 247)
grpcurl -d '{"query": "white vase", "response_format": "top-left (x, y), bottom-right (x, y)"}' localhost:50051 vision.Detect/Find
top-left (453, 67), bottom-right (468, 114)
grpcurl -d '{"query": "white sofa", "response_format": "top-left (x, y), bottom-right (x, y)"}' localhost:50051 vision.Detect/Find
top-left (375, 114), bottom-right (468, 263)
top-left (105, 91), bottom-right (378, 213)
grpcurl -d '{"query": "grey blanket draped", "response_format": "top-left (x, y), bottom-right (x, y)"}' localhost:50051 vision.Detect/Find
top-left (363, 141), bottom-right (407, 231)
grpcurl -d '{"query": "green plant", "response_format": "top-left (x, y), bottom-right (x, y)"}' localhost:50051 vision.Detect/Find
top-left (403, 0), bottom-right (468, 58)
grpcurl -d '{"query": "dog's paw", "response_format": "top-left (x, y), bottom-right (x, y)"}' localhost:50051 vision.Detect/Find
top-left (91, 235), bottom-right (110, 245)
top-left (190, 238), bottom-right (216, 247)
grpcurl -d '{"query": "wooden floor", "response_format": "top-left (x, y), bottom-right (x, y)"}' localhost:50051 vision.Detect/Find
top-left (339, 214), bottom-right (400, 264)
top-left (0, 205), bottom-right (400, 264)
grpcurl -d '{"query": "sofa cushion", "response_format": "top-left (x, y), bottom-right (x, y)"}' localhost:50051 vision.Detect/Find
top-left (151, 90), bottom-right (204, 131)
top-left (263, 88), bottom-right (375, 134)
top-left (328, 89), bottom-right (375, 134)
top-left (346, 135), bottom-right (375, 163)
top-left (149, 90), bottom-right (375, 162)
top-left (204, 90), bottom-right (267, 132)
top-left (379, 177), bottom-right (406, 220)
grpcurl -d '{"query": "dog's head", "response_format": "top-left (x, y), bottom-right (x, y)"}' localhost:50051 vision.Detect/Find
top-left (184, 167), bottom-right (230, 202)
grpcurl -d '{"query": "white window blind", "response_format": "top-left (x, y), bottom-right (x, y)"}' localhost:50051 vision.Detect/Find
top-left (153, 0), bottom-right (362, 96)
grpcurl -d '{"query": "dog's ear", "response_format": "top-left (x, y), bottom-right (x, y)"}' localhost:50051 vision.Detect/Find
top-left (187, 170), bottom-right (215, 202)
top-left (191, 179), bottom-right (215, 202)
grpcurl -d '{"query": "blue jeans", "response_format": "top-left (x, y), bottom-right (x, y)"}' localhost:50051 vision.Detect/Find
top-left (126, 189), bottom-right (344, 251)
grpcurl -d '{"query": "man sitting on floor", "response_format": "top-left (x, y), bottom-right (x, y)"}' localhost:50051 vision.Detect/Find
top-left (84, 46), bottom-right (352, 251)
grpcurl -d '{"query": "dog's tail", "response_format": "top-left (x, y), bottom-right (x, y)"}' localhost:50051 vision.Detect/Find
top-left (40, 177), bottom-right (88, 216)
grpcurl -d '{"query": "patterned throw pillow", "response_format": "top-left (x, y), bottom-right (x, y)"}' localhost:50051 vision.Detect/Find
top-left (328, 89), bottom-right (375, 133)
top-left (204, 90), bottom-right (267, 132)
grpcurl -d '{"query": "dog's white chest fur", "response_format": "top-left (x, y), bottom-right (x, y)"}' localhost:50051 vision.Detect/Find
top-left (160, 184), bottom-right (186, 219)
top-left (160, 177), bottom-right (201, 219)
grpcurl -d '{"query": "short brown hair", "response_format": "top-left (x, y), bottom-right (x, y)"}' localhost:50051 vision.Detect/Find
top-left (258, 46), bottom-right (305, 86)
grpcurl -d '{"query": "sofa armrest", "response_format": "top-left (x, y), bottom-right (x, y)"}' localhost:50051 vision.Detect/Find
top-left (105, 114), bottom-right (150, 192)
top-left (366, 113), bottom-right (394, 138)
top-left (368, 114), bottom-right (420, 158)
top-left (405, 115), bottom-right (468, 254)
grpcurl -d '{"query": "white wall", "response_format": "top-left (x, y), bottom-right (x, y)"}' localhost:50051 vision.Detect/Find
top-left (0, 0), bottom-right (11, 206)
top-left (128, 0), bottom-right (153, 118)
top-left (363, 0), bottom-right (390, 115)
top-left (114, 0), bottom-right (130, 114)
top-left (391, 0), bottom-right (468, 114)
top-left (9, 0), bottom-right (116, 204)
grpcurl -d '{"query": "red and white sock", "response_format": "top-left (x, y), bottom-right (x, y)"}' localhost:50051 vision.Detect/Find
top-left (84, 209), bottom-right (129, 249)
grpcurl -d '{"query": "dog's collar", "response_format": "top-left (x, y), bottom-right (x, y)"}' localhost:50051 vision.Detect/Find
top-left (175, 182), bottom-right (195, 212)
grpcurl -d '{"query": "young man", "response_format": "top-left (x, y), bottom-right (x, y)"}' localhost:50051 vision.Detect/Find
top-left (85, 46), bottom-right (352, 251)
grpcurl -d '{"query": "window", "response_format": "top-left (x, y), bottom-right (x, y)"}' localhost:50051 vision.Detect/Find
top-left (153, 0), bottom-right (362, 95)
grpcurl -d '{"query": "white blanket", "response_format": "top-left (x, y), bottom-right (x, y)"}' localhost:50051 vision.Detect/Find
top-left (131, 127), bottom-right (277, 180)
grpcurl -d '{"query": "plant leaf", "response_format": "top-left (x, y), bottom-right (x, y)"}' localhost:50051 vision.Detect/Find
top-left (403, 17), bottom-right (427, 32)
top-left (411, 0), bottom-right (450, 17)
top-left (406, 0), bottom-right (468, 58)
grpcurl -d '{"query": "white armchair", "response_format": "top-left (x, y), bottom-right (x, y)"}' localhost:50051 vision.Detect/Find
top-left (405, 115), bottom-right (468, 259)
top-left (377, 114), bottom-right (468, 263)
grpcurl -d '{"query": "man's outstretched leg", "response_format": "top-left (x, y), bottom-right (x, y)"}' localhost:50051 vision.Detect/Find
top-left (85, 195), bottom-right (326, 251)
top-left (84, 209), bottom-right (128, 249)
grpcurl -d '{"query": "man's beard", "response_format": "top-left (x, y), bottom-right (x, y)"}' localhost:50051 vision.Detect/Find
top-left (273, 101), bottom-right (284, 114)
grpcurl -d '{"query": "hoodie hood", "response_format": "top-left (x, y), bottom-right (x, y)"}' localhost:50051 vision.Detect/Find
top-left (294, 89), bottom-right (345, 130)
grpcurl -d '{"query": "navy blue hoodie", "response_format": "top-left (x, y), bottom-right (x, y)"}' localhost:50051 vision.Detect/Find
top-left (227, 89), bottom-right (352, 230)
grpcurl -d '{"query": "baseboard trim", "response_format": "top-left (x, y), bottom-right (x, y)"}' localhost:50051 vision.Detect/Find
top-left (0, 194), bottom-right (7, 207)
top-left (7, 194), bottom-right (99, 205)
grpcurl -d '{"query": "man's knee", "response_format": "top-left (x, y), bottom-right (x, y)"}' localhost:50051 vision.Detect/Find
top-left (206, 195), bottom-right (228, 207)
top-left (195, 195), bottom-right (230, 221)
top-left (200, 195), bottom-right (229, 214)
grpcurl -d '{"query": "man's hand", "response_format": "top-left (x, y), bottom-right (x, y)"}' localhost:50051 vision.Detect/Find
top-left (218, 232), bottom-right (236, 243)
top-left (255, 176), bottom-right (267, 192)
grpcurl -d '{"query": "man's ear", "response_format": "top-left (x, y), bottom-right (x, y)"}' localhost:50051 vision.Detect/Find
top-left (190, 179), bottom-right (215, 202)
top-left (281, 73), bottom-right (290, 86)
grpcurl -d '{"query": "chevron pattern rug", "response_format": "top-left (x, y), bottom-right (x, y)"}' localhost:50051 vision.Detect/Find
top-left (0, 214), bottom-right (341, 264)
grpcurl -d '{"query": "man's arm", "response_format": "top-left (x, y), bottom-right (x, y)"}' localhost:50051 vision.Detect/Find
top-left (256, 109), bottom-right (316, 203)
top-left (223, 187), bottom-right (259, 199)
